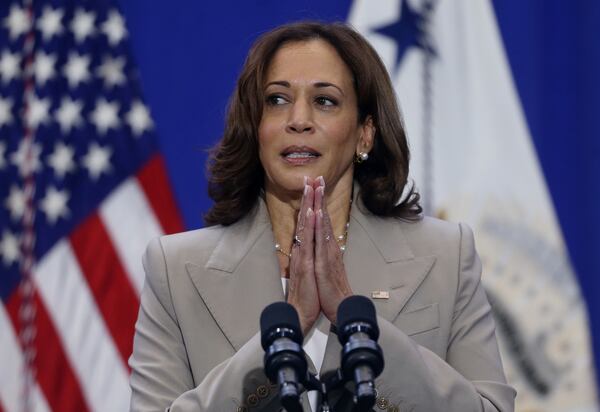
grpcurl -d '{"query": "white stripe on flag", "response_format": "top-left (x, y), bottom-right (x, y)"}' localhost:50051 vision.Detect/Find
top-left (100, 177), bottom-right (164, 295)
top-left (0, 303), bottom-right (51, 412)
top-left (34, 240), bottom-right (131, 412)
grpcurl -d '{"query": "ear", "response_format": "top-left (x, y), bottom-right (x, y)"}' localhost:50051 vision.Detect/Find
top-left (356, 115), bottom-right (375, 155)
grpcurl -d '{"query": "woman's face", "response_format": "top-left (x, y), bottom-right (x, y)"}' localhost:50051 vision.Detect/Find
top-left (258, 40), bottom-right (373, 198)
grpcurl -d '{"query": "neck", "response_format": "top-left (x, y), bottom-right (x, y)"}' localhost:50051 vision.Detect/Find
top-left (265, 174), bottom-right (354, 257)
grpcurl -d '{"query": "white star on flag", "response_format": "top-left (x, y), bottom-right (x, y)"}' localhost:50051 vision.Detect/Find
top-left (37, 6), bottom-right (64, 41)
top-left (0, 141), bottom-right (6, 169)
top-left (10, 139), bottom-right (42, 177)
top-left (97, 55), bottom-right (126, 88)
top-left (40, 186), bottom-right (70, 224)
top-left (34, 51), bottom-right (57, 86)
top-left (63, 52), bottom-right (91, 88)
top-left (82, 142), bottom-right (112, 180)
top-left (126, 100), bottom-right (153, 136)
top-left (71, 8), bottom-right (96, 43)
top-left (55, 96), bottom-right (83, 133)
top-left (101, 10), bottom-right (127, 46)
top-left (5, 185), bottom-right (25, 221)
top-left (0, 50), bottom-right (20, 84)
top-left (47, 141), bottom-right (76, 179)
top-left (26, 94), bottom-right (51, 129)
top-left (90, 97), bottom-right (120, 134)
top-left (0, 95), bottom-right (13, 127)
top-left (3, 5), bottom-right (30, 40)
top-left (0, 230), bottom-right (19, 267)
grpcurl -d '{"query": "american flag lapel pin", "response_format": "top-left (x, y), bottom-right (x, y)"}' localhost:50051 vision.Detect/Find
top-left (371, 291), bottom-right (390, 299)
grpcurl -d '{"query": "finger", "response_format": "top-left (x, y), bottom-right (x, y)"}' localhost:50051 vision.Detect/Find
top-left (291, 206), bottom-right (315, 279)
top-left (314, 184), bottom-right (324, 214)
top-left (313, 184), bottom-right (333, 248)
top-left (316, 201), bottom-right (338, 258)
top-left (292, 188), bottom-right (315, 267)
top-left (315, 208), bottom-right (327, 274)
top-left (304, 206), bottom-right (315, 257)
top-left (315, 207), bottom-right (343, 289)
top-left (296, 183), bottom-right (314, 236)
top-left (312, 175), bottom-right (325, 191)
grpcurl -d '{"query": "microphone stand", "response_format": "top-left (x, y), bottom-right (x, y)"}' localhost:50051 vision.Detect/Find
top-left (303, 373), bottom-right (333, 412)
top-left (304, 369), bottom-right (349, 412)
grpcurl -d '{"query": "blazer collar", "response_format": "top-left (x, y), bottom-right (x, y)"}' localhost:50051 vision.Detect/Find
top-left (185, 191), bottom-right (435, 358)
top-left (185, 200), bottom-right (284, 351)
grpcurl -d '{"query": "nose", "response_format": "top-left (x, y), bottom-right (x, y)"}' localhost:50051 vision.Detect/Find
top-left (285, 100), bottom-right (314, 134)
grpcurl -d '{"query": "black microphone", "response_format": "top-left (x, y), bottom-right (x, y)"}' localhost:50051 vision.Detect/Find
top-left (337, 295), bottom-right (385, 411)
top-left (260, 302), bottom-right (307, 412)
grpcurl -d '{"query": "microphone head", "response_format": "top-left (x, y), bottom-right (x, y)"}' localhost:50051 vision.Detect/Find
top-left (337, 295), bottom-right (379, 343)
top-left (260, 301), bottom-right (302, 350)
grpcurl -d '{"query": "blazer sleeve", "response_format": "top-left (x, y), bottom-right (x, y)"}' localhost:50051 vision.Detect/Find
top-left (373, 223), bottom-right (516, 412)
top-left (128, 238), bottom-right (282, 412)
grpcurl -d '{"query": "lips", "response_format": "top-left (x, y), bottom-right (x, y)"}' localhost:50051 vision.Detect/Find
top-left (280, 145), bottom-right (321, 163)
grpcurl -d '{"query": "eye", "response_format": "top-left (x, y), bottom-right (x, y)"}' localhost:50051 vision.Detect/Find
top-left (266, 94), bottom-right (288, 106)
top-left (315, 96), bottom-right (337, 107)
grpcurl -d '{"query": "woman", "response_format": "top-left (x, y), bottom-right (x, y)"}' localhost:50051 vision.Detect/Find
top-left (129, 22), bottom-right (515, 412)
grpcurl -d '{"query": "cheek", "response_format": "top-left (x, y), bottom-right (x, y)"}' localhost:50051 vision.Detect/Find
top-left (257, 123), bottom-right (281, 177)
top-left (323, 122), bottom-right (360, 154)
top-left (258, 116), bottom-right (281, 149)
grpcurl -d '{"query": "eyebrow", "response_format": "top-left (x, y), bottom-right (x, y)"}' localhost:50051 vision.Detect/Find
top-left (265, 80), bottom-right (344, 96)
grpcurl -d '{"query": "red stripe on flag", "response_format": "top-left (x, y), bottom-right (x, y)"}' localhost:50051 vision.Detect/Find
top-left (70, 213), bottom-right (140, 367)
top-left (137, 155), bottom-right (185, 234)
top-left (6, 290), bottom-right (90, 412)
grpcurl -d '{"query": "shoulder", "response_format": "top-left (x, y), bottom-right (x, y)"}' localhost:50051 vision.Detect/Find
top-left (146, 225), bottom-right (225, 267)
top-left (141, 226), bottom-right (226, 307)
top-left (396, 216), bottom-right (474, 258)
top-left (397, 217), bottom-right (481, 307)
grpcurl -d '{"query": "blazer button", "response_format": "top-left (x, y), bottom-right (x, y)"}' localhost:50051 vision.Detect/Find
top-left (247, 393), bottom-right (259, 407)
top-left (236, 406), bottom-right (248, 412)
top-left (376, 396), bottom-right (389, 410)
top-left (256, 385), bottom-right (269, 398)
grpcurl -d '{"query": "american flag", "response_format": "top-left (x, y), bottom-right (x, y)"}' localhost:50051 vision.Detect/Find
top-left (0, 0), bottom-right (184, 411)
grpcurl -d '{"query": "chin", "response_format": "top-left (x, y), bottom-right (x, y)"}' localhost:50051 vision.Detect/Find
top-left (265, 175), bottom-right (304, 197)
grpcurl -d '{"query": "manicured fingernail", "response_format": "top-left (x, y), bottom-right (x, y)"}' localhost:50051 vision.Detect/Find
top-left (303, 176), bottom-right (308, 185)
top-left (307, 207), bottom-right (313, 217)
top-left (317, 209), bottom-right (323, 218)
top-left (319, 176), bottom-right (325, 186)
top-left (304, 185), bottom-right (309, 195)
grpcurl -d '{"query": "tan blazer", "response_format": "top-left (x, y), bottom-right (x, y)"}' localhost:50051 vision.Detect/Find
top-left (129, 197), bottom-right (516, 412)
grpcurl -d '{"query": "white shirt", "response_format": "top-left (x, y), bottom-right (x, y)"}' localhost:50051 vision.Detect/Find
top-left (281, 278), bottom-right (329, 412)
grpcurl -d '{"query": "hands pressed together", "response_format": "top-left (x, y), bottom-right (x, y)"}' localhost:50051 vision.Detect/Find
top-left (286, 176), bottom-right (354, 335)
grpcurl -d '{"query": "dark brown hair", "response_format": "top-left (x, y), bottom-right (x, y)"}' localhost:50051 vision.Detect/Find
top-left (204, 21), bottom-right (421, 226)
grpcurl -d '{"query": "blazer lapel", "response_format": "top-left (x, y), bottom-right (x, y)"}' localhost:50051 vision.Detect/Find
top-left (184, 191), bottom-right (436, 379)
top-left (320, 201), bottom-right (436, 376)
top-left (185, 200), bottom-right (285, 351)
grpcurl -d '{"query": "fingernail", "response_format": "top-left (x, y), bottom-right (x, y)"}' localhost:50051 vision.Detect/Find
top-left (318, 209), bottom-right (323, 218)
top-left (307, 207), bottom-right (313, 217)
top-left (319, 176), bottom-right (325, 186)
top-left (303, 176), bottom-right (308, 185)
top-left (304, 185), bottom-right (309, 195)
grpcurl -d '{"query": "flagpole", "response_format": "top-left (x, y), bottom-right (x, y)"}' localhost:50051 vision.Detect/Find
top-left (19, 1), bottom-right (38, 411)
top-left (421, 0), bottom-right (436, 217)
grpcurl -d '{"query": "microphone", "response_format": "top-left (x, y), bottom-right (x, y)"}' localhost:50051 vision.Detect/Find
top-left (337, 295), bottom-right (384, 411)
top-left (260, 302), bottom-right (307, 412)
